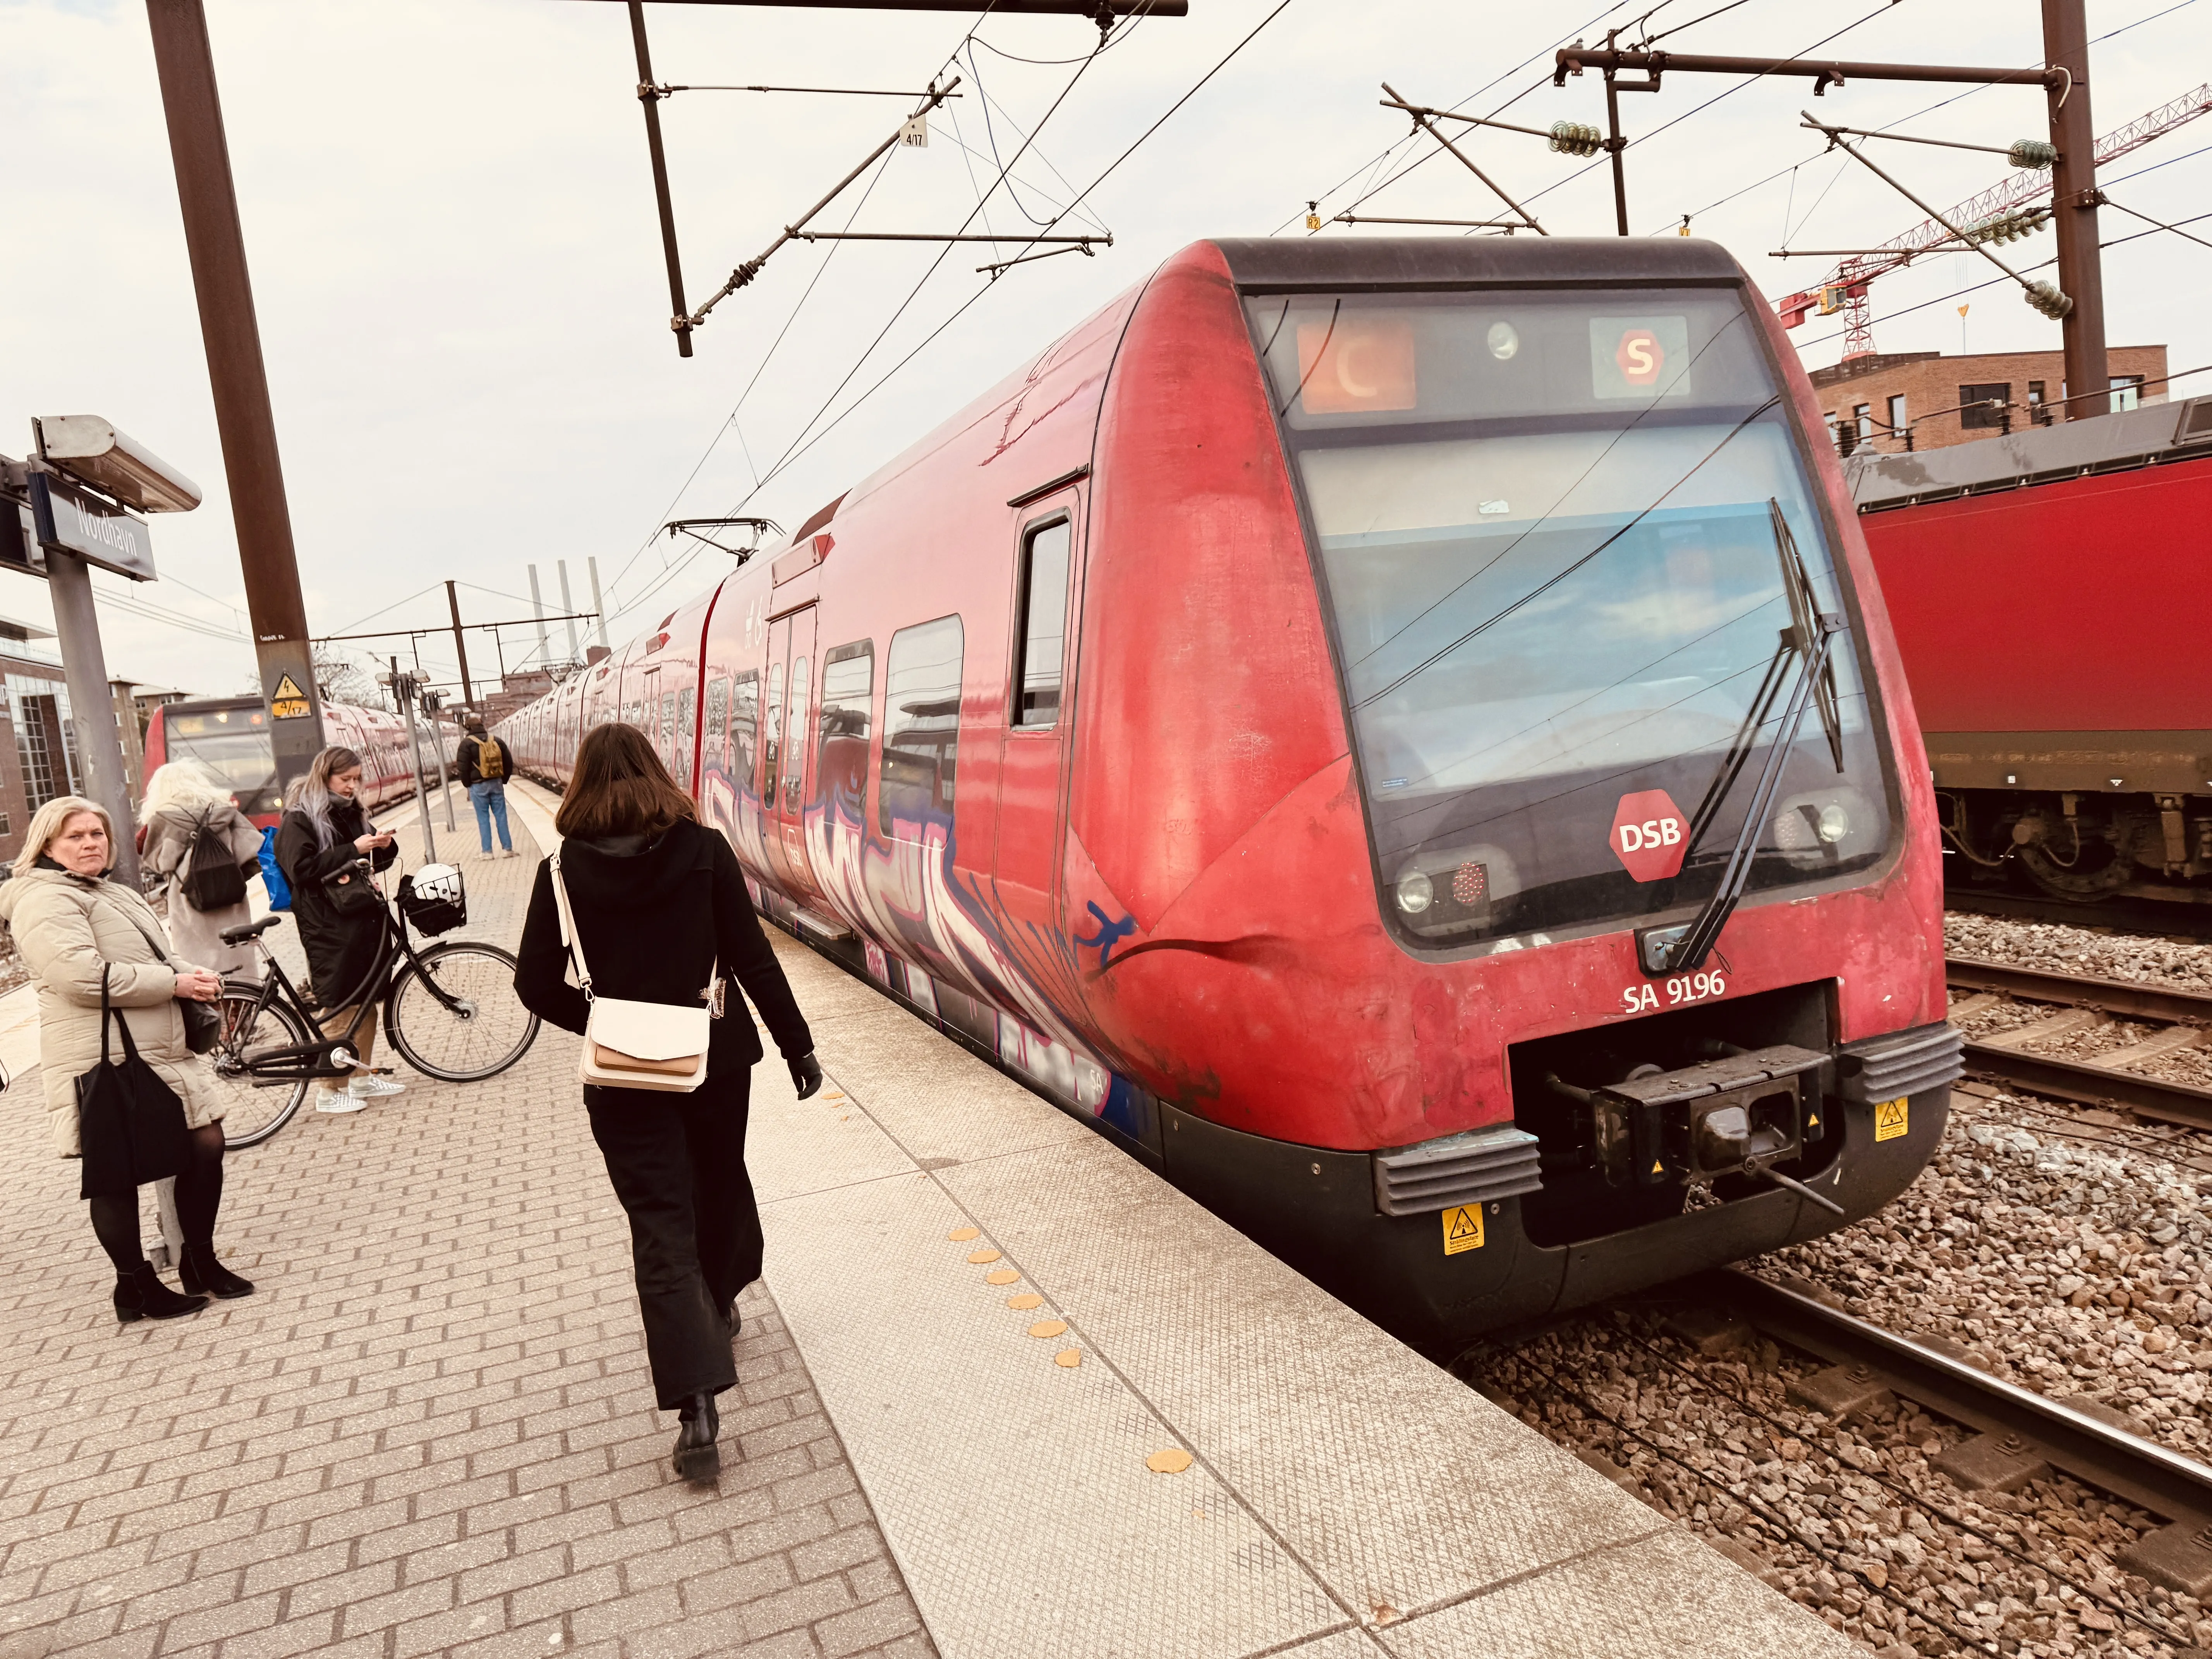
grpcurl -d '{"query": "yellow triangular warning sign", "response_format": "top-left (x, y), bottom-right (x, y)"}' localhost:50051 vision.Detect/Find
top-left (1874, 1096), bottom-right (1908, 1143)
top-left (273, 673), bottom-right (304, 700)
top-left (1651, 1159), bottom-right (1664, 1175)
top-left (270, 673), bottom-right (311, 719)
top-left (1441, 1204), bottom-right (1485, 1255)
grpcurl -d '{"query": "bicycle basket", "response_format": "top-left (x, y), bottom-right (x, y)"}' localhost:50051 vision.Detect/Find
top-left (399, 864), bottom-right (467, 936)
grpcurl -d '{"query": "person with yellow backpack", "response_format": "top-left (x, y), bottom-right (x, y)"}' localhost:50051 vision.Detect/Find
top-left (457, 718), bottom-right (517, 859)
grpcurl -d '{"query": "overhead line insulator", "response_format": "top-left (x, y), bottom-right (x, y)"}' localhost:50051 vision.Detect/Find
top-left (1550, 120), bottom-right (1604, 158)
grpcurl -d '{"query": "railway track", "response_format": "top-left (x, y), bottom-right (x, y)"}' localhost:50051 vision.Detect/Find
top-left (1947, 885), bottom-right (2212, 941)
top-left (1946, 955), bottom-right (2212, 1132)
top-left (1708, 1269), bottom-right (2212, 1529)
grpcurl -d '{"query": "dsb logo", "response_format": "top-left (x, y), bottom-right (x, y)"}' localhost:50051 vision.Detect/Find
top-left (1611, 789), bottom-right (1689, 882)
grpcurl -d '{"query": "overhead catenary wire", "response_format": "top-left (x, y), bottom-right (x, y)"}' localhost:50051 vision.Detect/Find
top-left (608, 0), bottom-right (1301, 629)
top-left (738, 0), bottom-right (1299, 493)
top-left (1655, 0), bottom-right (2207, 234)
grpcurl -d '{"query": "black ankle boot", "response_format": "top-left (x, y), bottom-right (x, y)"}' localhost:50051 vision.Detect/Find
top-left (673, 1392), bottom-right (721, 1482)
top-left (114, 1263), bottom-right (206, 1324)
top-left (179, 1245), bottom-right (255, 1300)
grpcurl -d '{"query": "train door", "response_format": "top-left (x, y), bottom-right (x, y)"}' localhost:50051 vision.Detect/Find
top-left (762, 606), bottom-right (819, 900)
top-left (994, 499), bottom-right (1080, 943)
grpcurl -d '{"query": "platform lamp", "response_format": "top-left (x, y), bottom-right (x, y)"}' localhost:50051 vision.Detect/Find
top-left (24, 415), bottom-right (204, 887)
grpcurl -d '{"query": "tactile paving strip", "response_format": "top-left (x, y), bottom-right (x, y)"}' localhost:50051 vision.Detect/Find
top-left (755, 936), bottom-right (1857, 1659)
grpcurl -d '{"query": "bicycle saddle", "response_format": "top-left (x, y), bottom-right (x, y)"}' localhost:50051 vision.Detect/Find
top-left (219, 916), bottom-right (285, 945)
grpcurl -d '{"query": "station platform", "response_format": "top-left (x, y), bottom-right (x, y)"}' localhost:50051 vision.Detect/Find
top-left (0, 780), bottom-right (1855, 1659)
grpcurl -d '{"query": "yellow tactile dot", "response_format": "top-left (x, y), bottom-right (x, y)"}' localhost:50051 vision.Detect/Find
top-left (1054, 1349), bottom-right (1082, 1369)
top-left (947, 1227), bottom-right (979, 1242)
top-left (1027, 1319), bottom-right (1068, 1340)
top-left (967, 1249), bottom-right (1001, 1265)
top-left (1146, 1448), bottom-right (1193, 1474)
top-left (1006, 1293), bottom-right (1043, 1310)
top-left (984, 1267), bottom-right (1019, 1285)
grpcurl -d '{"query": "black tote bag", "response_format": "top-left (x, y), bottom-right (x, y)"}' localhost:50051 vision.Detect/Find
top-left (76, 969), bottom-right (195, 1200)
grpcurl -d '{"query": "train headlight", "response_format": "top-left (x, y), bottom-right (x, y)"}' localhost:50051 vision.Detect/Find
top-left (1816, 802), bottom-right (1850, 843)
top-left (1395, 870), bottom-right (1434, 914)
top-left (1486, 321), bottom-right (1520, 361)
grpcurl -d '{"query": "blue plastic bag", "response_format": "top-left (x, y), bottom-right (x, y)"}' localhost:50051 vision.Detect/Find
top-left (256, 826), bottom-right (291, 912)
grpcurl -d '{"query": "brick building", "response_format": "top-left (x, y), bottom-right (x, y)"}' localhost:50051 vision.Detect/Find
top-left (1807, 345), bottom-right (2169, 455)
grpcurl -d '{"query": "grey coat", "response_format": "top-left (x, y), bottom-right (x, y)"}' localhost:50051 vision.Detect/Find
top-left (141, 801), bottom-right (265, 977)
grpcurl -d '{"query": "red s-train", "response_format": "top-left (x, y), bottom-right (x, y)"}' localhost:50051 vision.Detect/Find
top-left (145, 695), bottom-right (459, 827)
top-left (501, 238), bottom-right (1960, 1350)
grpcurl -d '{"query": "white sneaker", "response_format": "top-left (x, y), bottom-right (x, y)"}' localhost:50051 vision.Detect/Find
top-left (316, 1087), bottom-right (368, 1115)
top-left (349, 1075), bottom-right (407, 1099)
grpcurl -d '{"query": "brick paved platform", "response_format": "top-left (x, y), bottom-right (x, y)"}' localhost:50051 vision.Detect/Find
top-left (0, 794), bottom-right (934, 1659)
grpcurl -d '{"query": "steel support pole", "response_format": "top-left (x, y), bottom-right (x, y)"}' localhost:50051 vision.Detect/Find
top-left (588, 558), bottom-right (610, 650)
top-left (2044, 0), bottom-right (2109, 417)
top-left (1604, 72), bottom-right (1630, 236)
top-left (557, 561), bottom-right (580, 665)
top-left (396, 659), bottom-right (436, 864)
top-left (445, 580), bottom-right (473, 706)
top-left (143, 0), bottom-right (325, 789)
top-left (629, 2), bottom-right (694, 358)
top-left (46, 552), bottom-right (142, 886)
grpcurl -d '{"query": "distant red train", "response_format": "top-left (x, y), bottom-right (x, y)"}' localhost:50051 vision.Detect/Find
top-left (502, 238), bottom-right (1961, 1350)
top-left (1846, 402), bottom-right (2212, 905)
top-left (144, 695), bottom-right (458, 828)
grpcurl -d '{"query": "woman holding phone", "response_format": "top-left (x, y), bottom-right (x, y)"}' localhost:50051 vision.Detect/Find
top-left (275, 746), bottom-right (399, 1113)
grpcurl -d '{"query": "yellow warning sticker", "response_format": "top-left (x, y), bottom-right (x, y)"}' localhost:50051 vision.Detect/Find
top-left (1442, 1204), bottom-right (1485, 1255)
top-left (1874, 1096), bottom-right (1909, 1142)
top-left (270, 673), bottom-right (312, 720)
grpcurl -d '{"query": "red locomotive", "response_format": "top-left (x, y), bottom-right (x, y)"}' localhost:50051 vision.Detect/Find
top-left (501, 238), bottom-right (1960, 1350)
top-left (1846, 402), bottom-right (2212, 905)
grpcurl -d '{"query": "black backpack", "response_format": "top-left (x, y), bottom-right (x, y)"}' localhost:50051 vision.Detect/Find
top-left (181, 809), bottom-right (248, 911)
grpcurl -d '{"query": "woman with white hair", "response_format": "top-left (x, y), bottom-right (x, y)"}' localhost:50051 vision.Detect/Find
top-left (0, 795), bottom-right (247, 1320)
top-left (139, 762), bottom-right (266, 979)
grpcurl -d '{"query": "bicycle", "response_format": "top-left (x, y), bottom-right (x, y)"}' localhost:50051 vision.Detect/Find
top-left (198, 864), bottom-right (541, 1149)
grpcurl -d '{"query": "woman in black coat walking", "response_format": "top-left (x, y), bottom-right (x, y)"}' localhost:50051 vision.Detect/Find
top-left (514, 723), bottom-right (820, 1482)
top-left (274, 746), bottom-right (399, 1113)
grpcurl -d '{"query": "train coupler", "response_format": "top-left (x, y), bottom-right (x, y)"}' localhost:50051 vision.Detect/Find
top-left (1547, 1043), bottom-right (1829, 1190)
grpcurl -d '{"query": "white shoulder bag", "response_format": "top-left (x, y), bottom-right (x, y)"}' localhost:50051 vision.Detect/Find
top-left (549, 850), bottom-right (718, 1094)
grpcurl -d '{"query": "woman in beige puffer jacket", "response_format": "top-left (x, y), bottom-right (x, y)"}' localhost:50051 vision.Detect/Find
top-left (0, 795), bottom-right (255, 1321)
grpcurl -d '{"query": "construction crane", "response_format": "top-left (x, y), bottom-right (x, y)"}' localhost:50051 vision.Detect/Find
top-left (1778, 82), bottom-right (2212, 358)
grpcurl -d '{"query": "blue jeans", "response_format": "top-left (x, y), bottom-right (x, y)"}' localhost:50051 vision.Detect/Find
top-left (469, 780), bottom-right (512, 852)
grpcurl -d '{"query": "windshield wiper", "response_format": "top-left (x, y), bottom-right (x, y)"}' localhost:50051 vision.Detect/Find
top-left (1639, 500), bottom-right (1846, 975)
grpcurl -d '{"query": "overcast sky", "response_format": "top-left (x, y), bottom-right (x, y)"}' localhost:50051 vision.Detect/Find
top-left (5, 0), bottom-right (2208, 701)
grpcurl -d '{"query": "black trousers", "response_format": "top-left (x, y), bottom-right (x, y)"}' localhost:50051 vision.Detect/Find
top-left (586, 1068), bottom-right (763, 1411)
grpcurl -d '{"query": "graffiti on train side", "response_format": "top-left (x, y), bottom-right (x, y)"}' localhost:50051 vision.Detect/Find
top-left (702, 757), bottom-right (1135, 1136)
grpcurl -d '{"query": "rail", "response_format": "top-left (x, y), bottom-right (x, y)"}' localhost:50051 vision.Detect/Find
top-left (1707, 1268), bottom-right (2212, 1522)
top-left (1946, 956), bottom-right (2212, 1132)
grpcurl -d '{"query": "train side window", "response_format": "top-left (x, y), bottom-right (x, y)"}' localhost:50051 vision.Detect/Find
top-left (730, 671), bottom-right (759, 791)
top-left (818, 642), bottom-right (874, 816)
top-left (780, 659), bottom-right (810, 809)
top-left (675, 688), bottom-right (694, 765)
top-left (880, 615), bottom-right (963, 838)
top-left (704, 677), bottom-right (729, 773)
top-left (763, 663), bottom-right (785, 793)
top-left (1011, 517), bottom-right (1070, 730)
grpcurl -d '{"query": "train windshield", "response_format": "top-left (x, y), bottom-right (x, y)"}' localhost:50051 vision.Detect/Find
top-left (161, 706), bottom-right (281, 817)
top-left (1249, 286), bottom-right (1893, 948)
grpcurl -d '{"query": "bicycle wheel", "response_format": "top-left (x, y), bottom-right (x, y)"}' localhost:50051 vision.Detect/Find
top-left (201, 985), bottom-right (318, 1151)
top-left (386, 941), bottom-right (540, 1082)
